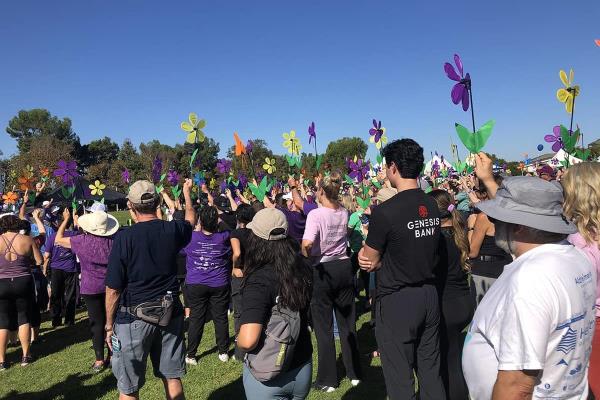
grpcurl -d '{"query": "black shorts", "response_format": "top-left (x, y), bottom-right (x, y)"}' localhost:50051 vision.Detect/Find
top-left (0, 275), bottom-right (35, 330)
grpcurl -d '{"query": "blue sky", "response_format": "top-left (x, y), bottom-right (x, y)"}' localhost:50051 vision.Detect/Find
top-left (1, 0), bottom-right (599, 163)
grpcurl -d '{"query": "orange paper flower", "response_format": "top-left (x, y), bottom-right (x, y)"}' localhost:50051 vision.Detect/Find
top-left (18, 176), bottom-right (34, 191)
top-left (40, 167), bottom-right (49, 177)
top-left (2, 192), bottom-right (18, 204)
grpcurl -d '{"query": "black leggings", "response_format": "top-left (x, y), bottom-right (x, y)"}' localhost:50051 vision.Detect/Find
top-left (82, 293), bottom-right (107, 361)
top-left (311, 259), bottom-right (362, 387)
top-left (0, 275), bottom-right (34, 330)
top-left (440, 293), bottom-right (475, 400)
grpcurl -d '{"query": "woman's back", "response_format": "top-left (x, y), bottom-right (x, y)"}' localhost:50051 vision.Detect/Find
top-left (0, 233), bottom-right (33, 279)
top-left (184, 230), bottom-right (232, 287)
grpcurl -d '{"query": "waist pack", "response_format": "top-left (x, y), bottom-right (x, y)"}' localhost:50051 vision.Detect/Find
top-left (125, 292), bottom-right (174, 327)
top-left (245, 301), bottom-right (301, 382)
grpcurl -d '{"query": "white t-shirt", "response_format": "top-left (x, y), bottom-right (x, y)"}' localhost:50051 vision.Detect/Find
top-left (463, 242), bottom-right (596, 400)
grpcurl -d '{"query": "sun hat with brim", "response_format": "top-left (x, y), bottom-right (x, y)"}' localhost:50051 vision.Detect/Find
top-left (376, 187), bottom-right (397, 203)
top-left (77, 211), bottom-right (120, 237)
top-left (476, 176), bottom-right (576, 235)
top-left (247, 208), bottom-right (288, 241)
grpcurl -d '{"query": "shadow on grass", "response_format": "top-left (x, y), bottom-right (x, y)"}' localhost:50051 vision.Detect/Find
top-left (338, 320), bottom-right (387, 400)
top-left (206, 376), bottom-right (245, 400)
top-left (6, 318), bottom-right (91, 365)
top-left (1, 371), bottom-right (115, 400)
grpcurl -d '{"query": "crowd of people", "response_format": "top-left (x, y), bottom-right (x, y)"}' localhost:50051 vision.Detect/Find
top-left (0, 137), bottom-right (599, 400)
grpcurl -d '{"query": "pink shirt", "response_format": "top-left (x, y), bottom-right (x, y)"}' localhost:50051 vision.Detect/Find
top-left (303, 206), bottom-right (349, 266)
top-left (569, 233), bottom-right (600, 317)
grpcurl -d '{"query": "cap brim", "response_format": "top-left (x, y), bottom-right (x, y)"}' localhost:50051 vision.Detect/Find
top-left (476, 199), bottom-right (577, 235)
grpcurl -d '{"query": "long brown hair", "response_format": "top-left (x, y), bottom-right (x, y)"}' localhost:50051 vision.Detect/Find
top-left (429, 190), bottom-right (471, 271)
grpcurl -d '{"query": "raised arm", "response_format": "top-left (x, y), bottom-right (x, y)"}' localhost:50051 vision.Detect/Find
top-left (475, 152), bottom-right (498, 198)
top-left (183, 179), bottom-right (196, 226)
top-left (288, 177), bottom-right (305, 211)
top-left (225, 188), bottom-right (238, 212)
top-left (55, 208), bottom-right (73, 249)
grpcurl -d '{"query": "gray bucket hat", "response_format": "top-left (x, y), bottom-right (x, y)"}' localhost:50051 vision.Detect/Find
top-left (476, 176), bottom-right (576, 235)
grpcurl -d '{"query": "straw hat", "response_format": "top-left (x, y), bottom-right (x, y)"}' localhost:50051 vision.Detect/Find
top-left (77, 211), bottom-right (120, 237)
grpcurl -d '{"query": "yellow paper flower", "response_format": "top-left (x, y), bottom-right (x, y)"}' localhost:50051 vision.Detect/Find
top-left (2, 192), bottom-right (18, 205)
top-left (282, 130), bottom-right (302, 155)
top-left (369, 127), bottom-right (388, 150)
top-left (180, 112), bottom-right (206, 144)
top-left (89, 180), bottom-right (106, 196)
top-left (209, 178), bottom-right (217, 189)
top-left (263, 157), bottom-right (277, 174)
top-left (556, 69), bottom-right (580, 114)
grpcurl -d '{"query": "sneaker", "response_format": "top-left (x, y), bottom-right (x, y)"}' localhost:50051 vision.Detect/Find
top-left (185, 356), bottom-right (197, 366)
top-left (312, 384), bottom-right (336, 393)
top-left (21, 356), bottom-right (33, 366)
top-left (350, 379), bottom-right (361, 387)
top-left (0, 362), bottom-right (8, 371)
top-left (218, 353), bottom-right (229, 362)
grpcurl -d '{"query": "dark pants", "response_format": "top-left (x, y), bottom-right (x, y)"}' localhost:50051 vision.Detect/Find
top-left (186, 283), bottom-right (230, 357)
top-left (311, 259), bottom-right (362, 387)
top-left (82, 293), bottom-right (107, 362)
top-left (440, 293), bottom-right (474, 400)
top-left (231, 276), bottom-right (245, 360)
top-left (376, 285), bottom-right (446, 400)
top-left (50, 269), bottom-right (77, 326)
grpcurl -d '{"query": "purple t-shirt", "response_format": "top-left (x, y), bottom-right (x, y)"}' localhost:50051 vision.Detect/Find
top-left (184, 231), bottom-right (232, 287)
top-left (45, 231), bottom-right (79, 273)
top-left (70, 234), bottom-right (114, 295)
top-left (278, 202), bottom-right (318, 243)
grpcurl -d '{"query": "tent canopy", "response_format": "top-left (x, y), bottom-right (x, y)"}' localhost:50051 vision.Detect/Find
top-left (41, 178), bottom-right (127, 207)
top-left (424, 155), bottom-right (453, 174)
top-left (545, 149), bottom-right (582, 167)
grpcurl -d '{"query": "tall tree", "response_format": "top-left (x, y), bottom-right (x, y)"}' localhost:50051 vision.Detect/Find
top-left (6, 109), bottom-right (81, 154)
top-left (80, 136), bottom-right (120, 168)
top-left (226, 139), bottom-right (273, 178)
top-left (117, 139), bottom-right (144, 182)
top-left (323, 137), bottom-right (368, 171)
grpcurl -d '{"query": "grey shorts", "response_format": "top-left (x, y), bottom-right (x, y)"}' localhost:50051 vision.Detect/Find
top-left (111, 314), bottom-right (186, 394)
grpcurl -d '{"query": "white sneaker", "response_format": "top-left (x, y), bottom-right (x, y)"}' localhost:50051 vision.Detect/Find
top-left (351, 379), bottom-right (361, 387)
top-left (185, 356), bottom-right (197, 366)
top-left (218, 353), bottom-right (229, 362)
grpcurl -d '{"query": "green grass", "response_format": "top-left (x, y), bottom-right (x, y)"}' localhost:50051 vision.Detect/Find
top-left (1, 304), bottom-right (385, 400)
top-left (109, 210), bottom-right (131, 227)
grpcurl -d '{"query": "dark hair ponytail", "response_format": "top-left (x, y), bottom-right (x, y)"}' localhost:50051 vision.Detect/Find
top-left (242, 234), bottom-right (312, 311)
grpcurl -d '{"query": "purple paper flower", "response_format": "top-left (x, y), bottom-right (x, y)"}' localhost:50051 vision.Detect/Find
top-left (347, 158), bottom-right (370, 182)
top-left (544, 126), bottom-right (563, 152)
top-left (238, 174), bottom-right (248, 190)
top-left (369, 120), bottom-right (384, 143)
top-left (216, 159), bottom-right (232, 175)
top-left (54, 160), bottom-right (79, 185)
top-left (219, 181), bottom-right (227, 193)
top-left (167, 169), bottom-right (179, 186)
top-left (444, 54), bottom-right (471, 111)
top-left (551, 158), bottom-right (560, 166)
top-left (152, 156), bottom-right (163, 183)
top-left (432, 160), bottom-right (440, 174)
top-left (121, 168), bottom-right (130, 184)
top-left (308, 122), bottom-right (316, 144)
top-left (246, 140), bottom-right (254, 154)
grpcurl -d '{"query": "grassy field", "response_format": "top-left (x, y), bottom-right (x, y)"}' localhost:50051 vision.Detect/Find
top-left (110, 210), bottom-right (131, 227)
top-left (1, 303), bottom-right (385, 400)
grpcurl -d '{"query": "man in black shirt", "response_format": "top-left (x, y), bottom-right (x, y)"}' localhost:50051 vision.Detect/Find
top-left (359, 139), bottom-right (445, 400)
top-left (105, 179), bottom-right (194, 400)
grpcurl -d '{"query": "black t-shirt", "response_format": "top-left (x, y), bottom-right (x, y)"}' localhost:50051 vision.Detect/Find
top-left (435, 227), bottom-right (470, 299)
top-left (366, 189), bottom-right (441, 298)
top-left (106, 219), bottom-right (193, 322)
top-left (218, 212), bottom-right (237, 232)
top-left (239, 264), bottom-right (312, 370)
top-left (230, 227), bottom-right (251, 268)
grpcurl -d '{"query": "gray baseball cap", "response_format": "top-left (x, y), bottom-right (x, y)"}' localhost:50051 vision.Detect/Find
top-left (127, 180), bottom-right (157, 204)
top-left (476, 176), bottom-right (576, 234)
top-left (247, 208), bottom-right (288, 241)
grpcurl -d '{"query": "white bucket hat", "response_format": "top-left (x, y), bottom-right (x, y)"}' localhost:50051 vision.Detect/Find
top-left (77, 211), bottom-right (120, 237)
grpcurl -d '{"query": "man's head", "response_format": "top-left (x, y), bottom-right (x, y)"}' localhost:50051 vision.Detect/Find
top-left (127, 180), bottom-right (160, 216)
top-left (476, 176), bottom-right (576, 257)
top-left (214, 195), bottom-right (231, 214)
top-left (382, 139), bottom-right (424, 188)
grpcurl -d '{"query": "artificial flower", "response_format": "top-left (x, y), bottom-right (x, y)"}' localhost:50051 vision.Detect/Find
top-left (54, 160), bottom-right (79, 185)
top-left (556, 69), bottom-right (580, 114)
top-left (2, 191), bottom-right (18, 205)
top-left (544, 125), bottom-right (563, 152)
top-left (282, 130), bottom-right (302, 155)
top-left (263, 157), bottom-right (277, 174)
top-left (444, 54), bottom-right (471, 111)
top-left (180, 112), bottom-right (206, 144)
top-left (89, 180), bottom-right (106, 196)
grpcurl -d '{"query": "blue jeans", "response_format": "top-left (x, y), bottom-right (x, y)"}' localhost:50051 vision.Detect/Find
top-left (243, 361), bottom-right (312, 400)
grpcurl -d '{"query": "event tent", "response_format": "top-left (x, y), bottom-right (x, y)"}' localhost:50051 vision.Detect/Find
top-left (544, 149), bottom-right (583, 167)
top-left (41, 178), bottom-right (127, 208)
top-left (423, 155), bottom-right (453, 174)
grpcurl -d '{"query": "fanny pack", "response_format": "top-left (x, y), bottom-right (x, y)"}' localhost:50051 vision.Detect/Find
top-left (121, 292), bottom-right (174, 326)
